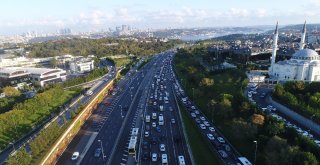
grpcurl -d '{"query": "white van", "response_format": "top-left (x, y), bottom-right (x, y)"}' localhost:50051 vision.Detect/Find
top-left (178, 156), bottom-right (186, 165)
top-left (145, 115), bottom-right (150, 122)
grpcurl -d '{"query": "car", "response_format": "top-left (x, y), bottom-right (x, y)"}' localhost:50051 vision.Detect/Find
top-left (160, 144), bottom-right (166, 151)
top-left (195, 110), bottom-right (200, 115)
top-left (145, 131), bottom-right (149, 137)
top-left (151, 137), bottom-right (158, 145)
top-left (191, 106), bottom-right (196, 110)
top-left (143, 141), bottom-right (150, 150)
top-left (195, 118), bottom-right (201, 124)
top-left (169, 107), bottom-right (173, 111)
top-left (143, 152), bottom-right (150, 160)
top-left (217, 137), bottom-right (225, 143)
top-left (224, 144), bottom-right (231, 152)
top-left (94, 148), bottom-right (102, 158)
top-left (152, 153), bottom-right (158, 162)
top-left (145, 125), bottom-right (150, 131)
top-left (200, 116), bottom-right (206, 121)
top-left (209, 127), bottom-right (215, 132)
top-left (207, 134), bottom-right (215, 140)
top-left (203, 121), bottom-right (210, 127)
top-left (71, 152), bottom-right (80, 160)
top-left (171, 119), bottom-right (176, 124)
top-left (162, 154), bottom-right (168, 164)
top-left (191, 113), bottom-right (196, 118)
top-left (152, 122), bottom-right (157, 127)
top-left (200, 124), bottom-right (206, 130)
top-left (218, 150), bottom-right (228, 158)
top-left (156, 126), bottom-right (161, 133)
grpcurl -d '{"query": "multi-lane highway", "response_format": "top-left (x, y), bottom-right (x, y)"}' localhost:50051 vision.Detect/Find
top-left (56, 51), bottom-right (193, 165)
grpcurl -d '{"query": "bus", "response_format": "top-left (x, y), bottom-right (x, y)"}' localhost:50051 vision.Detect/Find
top-left (128, 136), bottom-right (137, 155)
top-left (131, 128), bottom-right (139, 136)
top-left (128, 128), bottom-right (139, 155)
top-left (159, 116), bottom-right (164, 125)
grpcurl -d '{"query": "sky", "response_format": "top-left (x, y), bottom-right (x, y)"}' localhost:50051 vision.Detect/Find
top-left (1, 0), bottom-right (320, 35)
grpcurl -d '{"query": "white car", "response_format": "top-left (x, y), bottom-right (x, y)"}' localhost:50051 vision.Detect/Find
top-left (195, 110), bottom-right (200, 115)
top-left (162, 154), bottom-right (168, 164)
top-left (71, 152), bottom-right (79, 160)
top-left (217, 137), bottom-right (225, 143)
top-left (160, 144), bottom-right (166, 151)
top-left (152, 153), bottom-right (157, 162)
top-left (152, 122), bottom-right (156, 127)
top-left (209, 127), bottom-right (215, 132)
top-left (200, 124), bottom-right (206, 130)
top-left (207, 134), bottom-right (215, 140)
top-left (145, 131), bottom-right (149, 137)
top-left (200, 116), bottom-right (206, 121)
top-left (203, 121), bottom-right (210, 127)
top-left (191, 113), bottom-right (196, 118)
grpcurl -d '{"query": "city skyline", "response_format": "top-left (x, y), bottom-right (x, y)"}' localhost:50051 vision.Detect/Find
top-left (1, 0), bottom-right (320, 35)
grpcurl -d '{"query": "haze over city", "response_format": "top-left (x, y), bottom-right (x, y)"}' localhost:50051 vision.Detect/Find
top-left (1, 0), bottom-right (320, 35)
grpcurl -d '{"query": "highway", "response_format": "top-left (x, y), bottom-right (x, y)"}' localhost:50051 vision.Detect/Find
top-left (56, 51), bottom-right (193, 165)
top-left (56, 59), bottom-right (143, 165)
top-left (0, 59), bottom-right (115, 165)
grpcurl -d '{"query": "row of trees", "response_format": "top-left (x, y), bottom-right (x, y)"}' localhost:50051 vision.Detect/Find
top-left (273, 81), bottom-right (320, 124)
top-left (0, 87), bottom-right (25, 114)
top-left (7, 122), bottom-right (65, 165)
top-left (174, 47), bottom-right (319, 164)
top-left (26, 38), bottom-right (182, 58)
top-left (0, 86), bottom-right (79, 151)
top-left (62, 68), bottom-right (109, 87)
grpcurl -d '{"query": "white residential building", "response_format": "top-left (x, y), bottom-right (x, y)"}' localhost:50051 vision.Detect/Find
top-left (69, 58), bottom-right (94, 73)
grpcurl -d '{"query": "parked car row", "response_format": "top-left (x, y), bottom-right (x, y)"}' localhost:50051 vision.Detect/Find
top-left (173, 78), bottom-right (248, 165)
top-left (247, 84), bottom-right (320, 147)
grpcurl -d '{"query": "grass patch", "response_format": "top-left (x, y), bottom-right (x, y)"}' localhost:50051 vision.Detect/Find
top-left (114, 57), bottom-right (133, 68)
top-left (179, 103), bottom-right (223, 165)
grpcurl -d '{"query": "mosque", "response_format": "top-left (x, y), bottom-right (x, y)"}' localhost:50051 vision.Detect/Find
top-left (269, 22), bottom-right (320, 82)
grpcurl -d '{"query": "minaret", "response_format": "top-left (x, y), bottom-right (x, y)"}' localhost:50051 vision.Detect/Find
top-left (300, 21), bottom-right (306, 50)
top-left (271, 22), bottom-right (279, 72)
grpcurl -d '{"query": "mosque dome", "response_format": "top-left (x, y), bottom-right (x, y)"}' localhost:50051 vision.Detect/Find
top-left (291, 49), bottom-right (319, 61)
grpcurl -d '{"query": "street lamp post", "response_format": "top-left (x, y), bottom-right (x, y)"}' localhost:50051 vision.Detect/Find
top-left (192, 88), bottom-right (194, 100)
top-left (98, 140), bottom-right (106, 161)
top-left (253, 140), bottom-right (258, 165)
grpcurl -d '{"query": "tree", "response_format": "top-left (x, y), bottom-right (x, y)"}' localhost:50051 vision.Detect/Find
top-left (291, 151), bottom-right (318, 165)
top-left (50, 57), bottom-right (58, 68)
top-left (230, 119), bottom-right (257, 140)
top-left (264, 136), bottom-right (291, 165)
top-left (7, 147), bottom-right (31, 165)
top-left (3, 86), bottom-right (21, 97)
top-left (200, 77), bottom-right (214, 87)
top-left (251, 114), bottom-right (265, 125)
